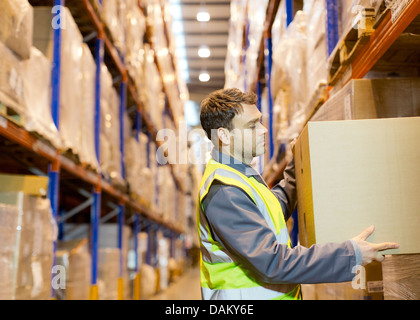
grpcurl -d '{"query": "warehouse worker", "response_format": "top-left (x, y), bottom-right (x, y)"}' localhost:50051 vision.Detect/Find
top-left (197, 88), bottom-right (399, 300)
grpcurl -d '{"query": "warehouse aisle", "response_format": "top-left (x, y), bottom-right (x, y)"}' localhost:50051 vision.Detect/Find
top-left (150, 266), bottom-right (202, 300)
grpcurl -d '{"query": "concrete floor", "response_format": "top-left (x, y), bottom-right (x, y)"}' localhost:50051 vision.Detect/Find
top-left (150, 266), bottom-right (202, 300)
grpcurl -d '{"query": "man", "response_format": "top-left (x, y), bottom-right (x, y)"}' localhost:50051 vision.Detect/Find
top-left (197, 88), bottom-right (399, 300)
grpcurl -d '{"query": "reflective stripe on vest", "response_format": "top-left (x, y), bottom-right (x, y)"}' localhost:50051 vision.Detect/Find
top-left (197, 159), bottom-right (301, 300)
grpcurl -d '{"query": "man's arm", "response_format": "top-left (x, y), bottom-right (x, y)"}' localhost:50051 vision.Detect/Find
top-left (270, 157), bottom-right (297, 222)
top-left (202, 181), bottom-right (360, 284)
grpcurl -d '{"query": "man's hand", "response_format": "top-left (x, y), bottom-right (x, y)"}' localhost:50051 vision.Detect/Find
top-left (351, 225), bottom-right (399, 266)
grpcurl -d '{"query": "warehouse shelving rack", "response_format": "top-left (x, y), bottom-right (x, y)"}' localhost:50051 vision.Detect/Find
top-left (0, 0), bottom-right (188, 300)
top-left (248, 0), bottom-right (420, 245)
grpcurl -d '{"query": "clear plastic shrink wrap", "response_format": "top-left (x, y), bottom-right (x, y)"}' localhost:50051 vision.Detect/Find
top-left (101, 0), bottom-right (127, 56)
top-left (272, 11), bottom-right (308, 140)
top-left (0, 0), bottom-right (33, 60)
top-left (126, 0), bottom-right (146, 90)
top-left (0, 191), bottom-right (57, 300)
top-left (100, 63), bottom-right (123, 184)
top-left (0, 203), bottom-right (19, 300)
top-left (58, 8), bottom-right (84, 156)
top-left (79, 44), bottom-right (100, 172)
top-left (382, 254), bottom-right (420, 300)
top-left (303, 0), bottom-right (328, 106)
top-left (140, 45), bottom-right (165, 131)
top-left (244, 0), bottom-right (270, 90)
top-left (98, 248), bottom-right (120, 300)
top-left (225, 0), bottom-right (247, 91)
top-left (21, 47), bottom-right (62, 149)
top-left (0, 40), bottom-right (24, 109)
top-left (55, 239), bottom-right (91, 300)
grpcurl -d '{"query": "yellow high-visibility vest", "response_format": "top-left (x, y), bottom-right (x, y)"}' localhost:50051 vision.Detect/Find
top-left (197, 159), bottom-right (301, 300)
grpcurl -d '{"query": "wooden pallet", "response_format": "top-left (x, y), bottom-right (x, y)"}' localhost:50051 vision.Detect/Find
top-left (0, 101), bottom-right (26, 128)
top-left (328, 7), bottom-right (376, 86)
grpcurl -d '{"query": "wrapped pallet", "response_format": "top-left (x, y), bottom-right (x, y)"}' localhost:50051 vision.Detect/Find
top-left (0, 174), bottom-right (57, 300)
top-left (55, 239), bottom-right (91, 300)
top-left (272, 11), bottom-right (308, 140)
top-left (126, 0), bottom-right (146, 90)
top-left (33, 7), bottom-right (84, 157)
top-left (101, 0), bottom-right (126, 56)
top-left (0, 0), bottom-right (33, 60)
top-left (0, 203), bottom-right (19, 300)
top-left (140, 45), bottom-right (165, 131)
top-left (244, 0), bottom-right (270, 90)
top-left (100, 63), bottom-right (123, 184)
top-left (21, 47), bottom-right (61, 149)
top-left (303, 0), bottom-right (328, 114)
top-left (0, 41), bottom-right (24, 109)
top-left (98, 248), bottom-right (120, 300)
top-left (98, 223), bottom-right (131, 299)
top-left (225, 0), bottom-right (247, 90)
top-left (79, 44), bottom-right (100, 172)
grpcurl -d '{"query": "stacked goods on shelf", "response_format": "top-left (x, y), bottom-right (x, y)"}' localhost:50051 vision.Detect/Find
top-left (0, 202), bottom-right (19, 299)
top-left (124, 132), bottom-right (156, 208)
top-left (0, 0), bottom-right (33, 60)
top-left (270, 0), bottom-right (288, 150)
top-left (244, 0), bottom-right (270, 90)
top-left (100, 63), bottom-right (124, 185)
top-left (140, 45), bottom-right (165, 131)
top-left (225, 0), bottom-right (248, 90)
top-left (33, 7), bottom-right (98, 169)
top-left (156, 165), bottom-right (175, 221)
top-left (271, 0), bottom-right (328, 142)
top-left (98, 224), bottom-right (132, 300)
top-left (55, 239), bottom-right (91, 300)
top-left (0, 174), bottom-right (57, 300)
top-left (101, 0), bottom-right (127, 56)
top-left (0, 40), bottom-right (25, 115)
top-left (80, 44), bottom-right (101, 172)
top-left (0, 0), bottom-right (60, 149)
top-left (21, 47), bottom-right (61, 149)
top-left (126, 0), bottom-right (146, 90)
top-left (271, 10), bottom-right (307, 141)
top-left (157, 231), bottom-right (170, 291)
top-left (311, 78), bottom-right (420, 121)
top-left (98, 248), bottom-right (120, 300)
top-left (303, 0), bottom-right (328, 113)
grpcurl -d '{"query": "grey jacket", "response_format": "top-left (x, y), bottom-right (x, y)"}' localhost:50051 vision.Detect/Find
top-left (201, 149), bottom-right (362, 284)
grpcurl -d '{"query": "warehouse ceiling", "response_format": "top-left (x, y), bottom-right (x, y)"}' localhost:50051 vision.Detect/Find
top-left (170, 0), bottom-right (231, 124)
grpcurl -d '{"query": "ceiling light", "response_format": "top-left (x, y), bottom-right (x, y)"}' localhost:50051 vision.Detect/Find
top-left (196, 11), bottom-right (210, 22)
top-left (199, 72), bottom-right (210, 82)
top-left (198, 45), bottom-right (210, 58)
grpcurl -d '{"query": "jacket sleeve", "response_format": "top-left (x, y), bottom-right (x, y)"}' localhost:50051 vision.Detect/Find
top-left (202, 181), bottom-right (359, 284)
top-left (270, 157), bottom-right (297, 222)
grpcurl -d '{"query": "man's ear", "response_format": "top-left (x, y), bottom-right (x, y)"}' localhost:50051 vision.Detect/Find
top-left (217, 127), bottom-right (230, 145)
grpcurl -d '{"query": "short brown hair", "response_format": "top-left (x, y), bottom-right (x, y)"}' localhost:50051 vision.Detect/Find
top-left (200, 88), bottom-right (257, 139)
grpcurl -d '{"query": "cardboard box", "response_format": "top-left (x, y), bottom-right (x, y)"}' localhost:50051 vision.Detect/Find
top-left (295, 117), bottom-right (420, 254)
top-left (302, 261), bottom-right (384, 300)
top-left (312, 78), bottom-right (420, 121)
top-left (0, 174), bottom-right (48, 196)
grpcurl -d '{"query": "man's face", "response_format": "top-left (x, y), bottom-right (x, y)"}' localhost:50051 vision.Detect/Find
top-left (230, 104), bottom-right (267, 161)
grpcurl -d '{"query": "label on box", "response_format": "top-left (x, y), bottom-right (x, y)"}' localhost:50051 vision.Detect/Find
top-left (367, 281), bottom-right (384, 293)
